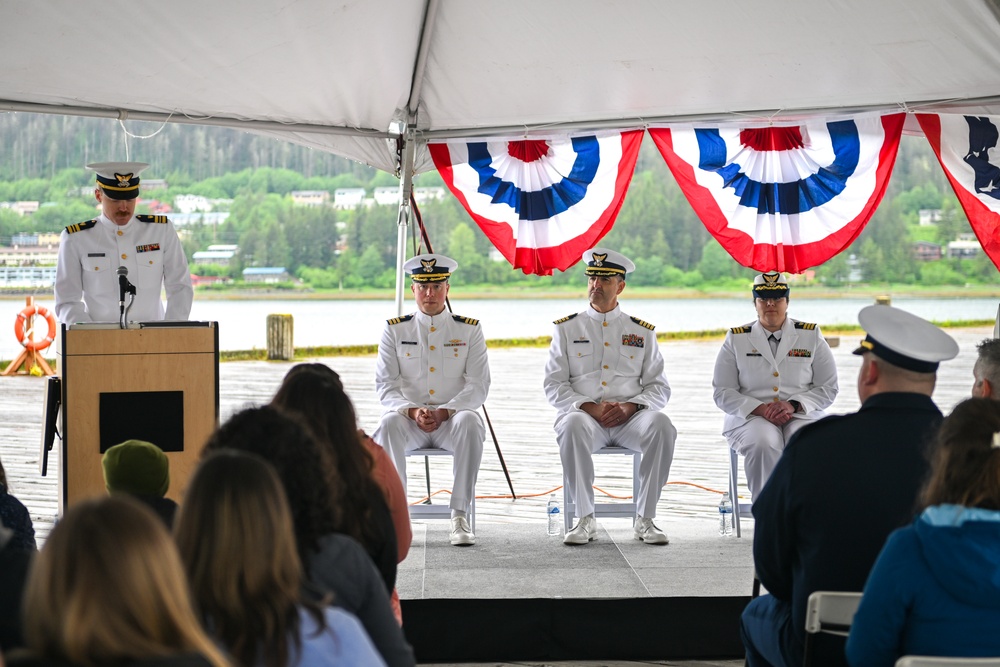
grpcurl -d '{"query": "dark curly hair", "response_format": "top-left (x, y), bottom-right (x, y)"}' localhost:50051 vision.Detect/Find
top-left (921, 397), bottom-right (1000, 511)
top-left (271, 363), bottom-right (386, 555)
top-left (202, 405), bottom-right (339, 557)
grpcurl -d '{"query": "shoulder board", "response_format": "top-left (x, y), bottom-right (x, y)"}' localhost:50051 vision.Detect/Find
top-left (386, 314), bottom-right (414, 326)
top-left (553, 313), bottom-right (579, 325)
top-left (65, 219), bottom-right (97, 234)
top-left (136, 214), bottom-right (169, 224)
top-left (730, 326), bottom-right (751, 334)
top-left (794, 321), bottom-right (817, 330)
top-left (629, 316), bottom-right (655, 331)
top-left (452, 315), bottom-right (479, 326)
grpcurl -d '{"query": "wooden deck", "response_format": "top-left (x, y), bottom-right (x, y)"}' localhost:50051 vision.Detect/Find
top-left (2, 325), bottom-right (988, 543)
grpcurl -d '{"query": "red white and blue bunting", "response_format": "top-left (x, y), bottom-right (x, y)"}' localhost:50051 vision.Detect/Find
top-left (428, 131), bottom-right (643, 275)
top-left (648, 114), bottom-right (905, 273)
top-left (916, 114), bottom-right (1000, 270)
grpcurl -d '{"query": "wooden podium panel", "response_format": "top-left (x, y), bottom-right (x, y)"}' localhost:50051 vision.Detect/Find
top-left (61, 324), bottom-right (219, 511)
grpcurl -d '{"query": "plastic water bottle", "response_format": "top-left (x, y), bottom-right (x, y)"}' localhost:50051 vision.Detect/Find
top-left (719, 492), bottom-right (734, 536)
top-left (547, 494), bottom-right (562, 536)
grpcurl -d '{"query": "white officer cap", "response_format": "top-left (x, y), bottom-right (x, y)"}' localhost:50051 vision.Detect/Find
top-left (853, 304), bottom-right (959, 373)
top-left (404, 254), bottom-right (457, 283)
top-left (86, 162), bottom-right (150, 201)
top-left (582, 247), bottom-right (635, 277)
top-left (752, 271), bottom-right (789, 299)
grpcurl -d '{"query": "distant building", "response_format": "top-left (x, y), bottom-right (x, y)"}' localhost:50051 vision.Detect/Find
top-left (0, 245), bottom-right (59, 266)
top-left (192, 244), bottom-right (238, 266)
top-left (168, 211), bottom-right (230, 227)
top-left (413, 187), bottom-right (446, 204)
top-left (334, 188), bottom-right (366, 209)
top-left (291, 190), bottom-right (330, 207)
top-left (0, 201), bottom-right (40, 216)
top-left (242, 267), bottom-right (290, 283)
top-left (0, 265), bottom-right (56, 287)
top-left (947, 239), bottom-right (983, 258)
top-left (912, 241), bottom-right (942, 261)
top-left (918, 209), bottom-right (943, 226)
top-left (142, 178), bottom-right (168, 191)
top-left (175, 194), bottom-right (212, 214)
top-left (374, 186), bottom-right (400, 206)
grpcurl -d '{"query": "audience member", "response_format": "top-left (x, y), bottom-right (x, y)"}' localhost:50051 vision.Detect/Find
top-left (0, 457), bottom-right (35, 551)
top-left (846, 398), bottom-right (1000, 666)
top-left (271, 363), bottom-right (409, 623)
top-left (0, 524), bottom-right (33, 655)
top-left (175, 450), bottom-right (385, 666)
top-left (102, 439), bottom-right (178, 527)
top-left (742, 305), bottom-right (959, 667)
top-left (202, 406), bottom-right (415, 667)
top-left (972, 337), bottom-right (1000, 398)
top-left (8, 496), bottom-right (228, 667)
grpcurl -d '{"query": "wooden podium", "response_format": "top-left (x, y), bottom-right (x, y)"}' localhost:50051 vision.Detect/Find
top-left (59, 323), bottom-right (219, 511)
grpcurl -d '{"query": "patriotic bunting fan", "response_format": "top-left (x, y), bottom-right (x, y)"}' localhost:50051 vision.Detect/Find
top-left (429, 131), bottom-right (643, 275)
top-left (648, 114), bottom-right (905, 273)
top-left (917, 114), bottom-right (1000, 270)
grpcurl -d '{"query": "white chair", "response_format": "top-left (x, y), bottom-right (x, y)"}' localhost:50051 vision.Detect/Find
top-left (405, 446), bottom-right (475, 532)
top-left (803, 591), bottom-right (863, 667)
top-left (728, 448), bottom-right (754, 537)
top-left (897, 658), bottom-right (1000, 667)
top-left (563, 444), bottom-right (640, 532)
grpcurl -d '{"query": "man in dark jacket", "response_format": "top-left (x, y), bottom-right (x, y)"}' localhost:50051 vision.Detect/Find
top-left (741, 305), bottom-right (959, 667)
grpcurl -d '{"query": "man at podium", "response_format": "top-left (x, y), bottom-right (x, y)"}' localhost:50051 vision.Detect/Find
top-left (55, 161), bottom-right (193, 324)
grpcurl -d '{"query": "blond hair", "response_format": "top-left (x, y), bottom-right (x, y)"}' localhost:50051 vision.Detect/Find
top-left (22, 496), bottom-right (229, 667)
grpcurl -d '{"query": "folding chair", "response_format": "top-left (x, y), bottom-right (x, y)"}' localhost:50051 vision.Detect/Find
top-left (563, 444), bottom-right (641, 532)
top-left (405, 446), bottom-right (475, 532)
top-left (896, 658), bottom-right (1000, 667)
top-left (803, 591), bottom-right (863, 667)
top-left (729, 447), bottom-right (754, 537)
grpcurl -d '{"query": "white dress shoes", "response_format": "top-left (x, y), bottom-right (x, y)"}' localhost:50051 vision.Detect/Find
top-left (450, 516), bottom-right (476, 546)
top-left (563, 515), bottom-right (598, 545)
top-left (633, 517), bottom-right (669, 545)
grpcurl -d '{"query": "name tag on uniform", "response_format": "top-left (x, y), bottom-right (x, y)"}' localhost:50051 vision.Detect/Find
top-left (136, 243), bottom-right (161, 253)
top-left (788, 348), bottom-right (812, 357)
top-left (401, 341), bottom-right (418, 345)
top-left (87, 252), bottom-right (105, 257)
top-left (746, 350), bottom-right (763, 357)
top-left (573, 338), bottom-right (590, 344)
top-left (622, 334), bottom-right (644, 348)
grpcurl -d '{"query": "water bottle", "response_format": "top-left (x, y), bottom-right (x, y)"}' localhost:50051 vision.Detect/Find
top-left (547, 494), bottom-right (562, 536)
top-left (719, 492), bottom-right (734, 536)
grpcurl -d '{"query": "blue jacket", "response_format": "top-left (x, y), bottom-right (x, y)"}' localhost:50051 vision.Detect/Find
top-left (846, 505), bottom-right (1000, 667)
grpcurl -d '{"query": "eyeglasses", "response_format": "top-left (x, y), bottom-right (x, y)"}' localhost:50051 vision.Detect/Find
top-left (756, 298), bottom-right (784, 305)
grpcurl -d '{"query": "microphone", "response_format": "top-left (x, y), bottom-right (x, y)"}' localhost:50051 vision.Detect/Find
top-left (117, 266), bottom-right (129, 308)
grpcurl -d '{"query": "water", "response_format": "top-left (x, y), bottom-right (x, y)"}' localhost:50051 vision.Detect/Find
top-left (718, 492), bottom-right (734, 536)
top-left (546, 494), bottom-right (562, 536)
top-left (2, 294), bottom-right (998, 361)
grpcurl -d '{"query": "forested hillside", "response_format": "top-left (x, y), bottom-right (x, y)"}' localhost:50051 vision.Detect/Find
top-left (1, 112), bottom-right (997, 289)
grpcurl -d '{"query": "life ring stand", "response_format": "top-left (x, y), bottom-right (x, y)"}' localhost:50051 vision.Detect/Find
top-left (15, 303), bottom-right (57, 352)
top-left (2, 297), bottom-right (56, 377)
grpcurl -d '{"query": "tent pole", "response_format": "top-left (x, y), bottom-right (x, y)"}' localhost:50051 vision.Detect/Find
top-left (394, 128), bottom-right (416, 316)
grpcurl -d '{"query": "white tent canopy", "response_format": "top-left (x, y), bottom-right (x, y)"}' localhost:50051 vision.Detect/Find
top-left (5, 0), bottom-right (1000, 176)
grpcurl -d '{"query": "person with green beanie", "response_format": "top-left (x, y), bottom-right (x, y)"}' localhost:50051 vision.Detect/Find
top-left (102, 440), bottom-right (177, 527)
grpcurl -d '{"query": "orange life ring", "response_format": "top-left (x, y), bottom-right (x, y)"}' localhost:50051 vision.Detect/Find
top-left (15, 304), bottom-right (57, 352)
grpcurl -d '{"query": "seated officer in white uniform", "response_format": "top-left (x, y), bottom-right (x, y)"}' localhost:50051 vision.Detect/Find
top-left (373, 254), bottom-right (490, 547)
top-left (712, 271), bottom-right (838, 501)
top-left (544, 248), bottom-right (677, 546)
top-left (55, 162), bottom-right (193, 325)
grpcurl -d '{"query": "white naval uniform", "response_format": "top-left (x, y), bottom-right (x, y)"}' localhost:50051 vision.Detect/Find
top-left (712, 317), bottom-right (838, 499)
top-left (373, 309), bottom-right (490, 513)
top-left (55, 213), bottom-right (193, 325)
top-left (543, 305), bottom-right (676, 519)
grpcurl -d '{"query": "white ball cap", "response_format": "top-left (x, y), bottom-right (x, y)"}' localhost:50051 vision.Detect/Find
top-left (582, 247), bottom-right (635, 276)
top-left (853, 304), bottom-right (959, 373)
top-left (403, 253), bottom-right (457, 282)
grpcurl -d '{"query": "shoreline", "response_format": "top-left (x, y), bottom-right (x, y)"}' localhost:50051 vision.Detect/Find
top-left (4, 286), bottom-right (1000, 302)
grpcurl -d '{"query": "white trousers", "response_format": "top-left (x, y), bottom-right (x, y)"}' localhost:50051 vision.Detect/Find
top-left (554, 410), bottom-right (676, 519)
top-left (724, 416), bottom-right (811, 500)
top-left (373, 410), bottom-right (485, 514)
